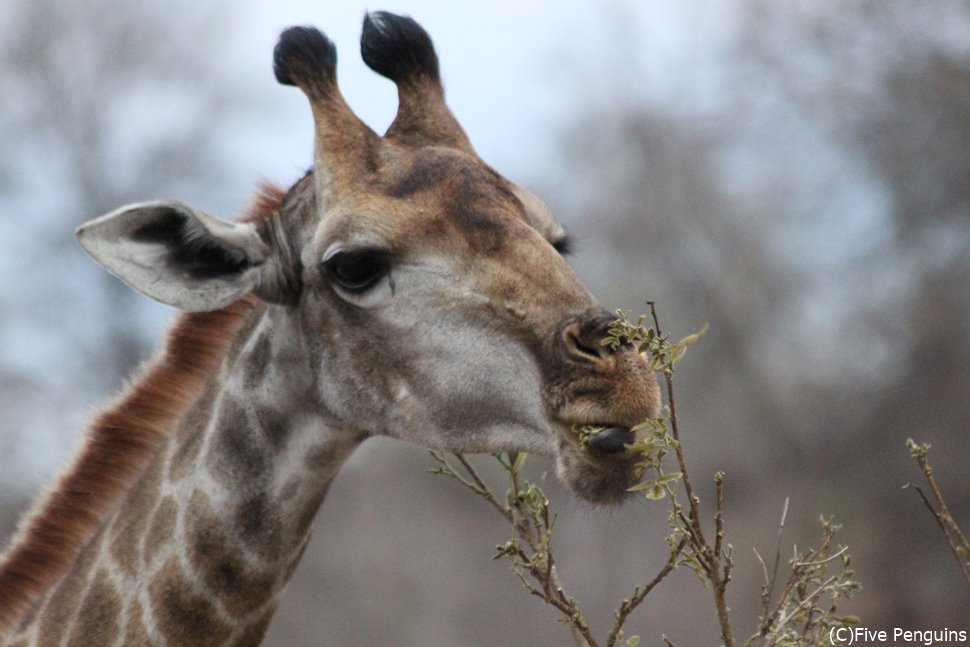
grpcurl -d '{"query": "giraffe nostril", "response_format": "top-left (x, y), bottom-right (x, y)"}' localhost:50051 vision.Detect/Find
top-left (563, 325), bottom-right (606, 362)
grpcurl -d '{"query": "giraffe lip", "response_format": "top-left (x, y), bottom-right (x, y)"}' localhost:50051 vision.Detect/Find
top-left (585, 426), bottom-right (635, 454)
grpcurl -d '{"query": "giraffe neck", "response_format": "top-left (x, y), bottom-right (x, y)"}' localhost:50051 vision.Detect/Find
top-left (4, 302), bottom-right (365, 646)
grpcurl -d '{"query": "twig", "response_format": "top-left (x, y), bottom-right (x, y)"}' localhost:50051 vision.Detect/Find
top-left (648, 303), bottom-right (704, 541)
top-left (904, 440), bottom-right (970, 588)
top-left (648, 302), bottom-right (735, 647)
top-left (754, 497), bottom-right (789, 636)
top-left (794, 545), bottom-right (848, 568)
top-left (432, 450), bottom-right (595, 645)
top-left (489, 453), bottom-right (597, 646)
top-left (454, 453), bottom-right (515, 525)
top-left (905, 482), bottom-right (970, 588)
top-left (769, 498), bottom-right (789, 606)
top-left (920, 464), bottom-right (970, 549)
top-left (712, 474), bottom-right (734, 645)
top-left (713, 475), bottom-right (725, 560)
top-left (772, 574), bottom-right (839, 629)
top-left (607, 539), bottom-right (686, 647)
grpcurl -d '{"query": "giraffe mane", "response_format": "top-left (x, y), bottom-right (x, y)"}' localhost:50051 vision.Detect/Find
top-left (0, 184), bottom-right (286, 635)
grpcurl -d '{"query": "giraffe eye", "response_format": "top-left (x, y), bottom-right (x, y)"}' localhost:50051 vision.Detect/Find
top-left (321, 249), bottom-right (390, 294)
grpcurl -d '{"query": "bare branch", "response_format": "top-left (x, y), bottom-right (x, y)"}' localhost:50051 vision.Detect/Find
top-left (608, 538), bottom-right (686, 647)
top-left (904, 481), bottom-right (970, 588)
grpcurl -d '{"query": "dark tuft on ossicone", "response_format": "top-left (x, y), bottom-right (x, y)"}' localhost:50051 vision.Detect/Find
top-left (361, 11), bottom-right (439, 85)
top-left (273, 26), bottom-right (337, 91)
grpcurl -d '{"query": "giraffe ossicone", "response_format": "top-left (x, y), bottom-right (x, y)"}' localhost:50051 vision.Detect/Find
top-left (0, 11), bottom-right (660, 645)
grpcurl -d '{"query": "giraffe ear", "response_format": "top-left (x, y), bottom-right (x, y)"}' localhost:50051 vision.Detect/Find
top-left (76, 201), bottom-right (271, 312)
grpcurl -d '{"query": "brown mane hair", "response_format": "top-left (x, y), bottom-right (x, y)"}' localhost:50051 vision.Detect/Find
top-left (0, 185), bottom-right (286, 634)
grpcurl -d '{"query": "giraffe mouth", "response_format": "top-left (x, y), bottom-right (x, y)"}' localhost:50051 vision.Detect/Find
top-left (583, 426), bottom-right (636, 453)
top-left (571, 424), bottom-right (638, 455)
top-left (549, 422), bottom-right (646, 505)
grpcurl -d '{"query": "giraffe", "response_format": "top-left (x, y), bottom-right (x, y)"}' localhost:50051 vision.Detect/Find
top-left (0, 12), bottom-right (660, 646)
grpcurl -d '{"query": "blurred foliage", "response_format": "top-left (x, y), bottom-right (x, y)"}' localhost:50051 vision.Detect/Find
top-left (0, 0), bottom-right (253, 489)
top-left (0, 0), bottom-right (249, 392)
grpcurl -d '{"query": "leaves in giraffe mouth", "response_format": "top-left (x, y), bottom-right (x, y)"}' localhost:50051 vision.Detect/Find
top-left (586, 427), bottom-right (635, 453)
top-left (572, 424), bottom-right (635, 454)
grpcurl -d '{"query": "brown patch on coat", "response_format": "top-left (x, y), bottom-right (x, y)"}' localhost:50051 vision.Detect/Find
top-left (234, 493), bottom-right (283, 560)
top-left (384, 147), bottom-right (527, 256)
top-left (186, 502), bottom-right (276, 618)
top-left (143, 495), bottom-right (177, 562)
top-left (65, 569), bottom-right (121, 647)
top-left (123, 598), bottom-right (149, 646)
top-left (35, 533), bottom-right (100, 645)
top-left (150, 556), bottom-right (232, 646)
top-left (0, 186), bottom-right (283, 635)
top-left (208, 396), bottom-right (269, 485)
top-left (254, 405), bottom-right (290, 449)
top-left (110, 458), bottom-right (164, 576)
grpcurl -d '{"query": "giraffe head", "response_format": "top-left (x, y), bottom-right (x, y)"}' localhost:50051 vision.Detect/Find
top-left (74, 12), bottom-right (660, 505)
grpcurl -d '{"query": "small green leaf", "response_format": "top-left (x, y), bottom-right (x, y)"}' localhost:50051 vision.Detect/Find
top-left (511, 452), bottom-right (528, 473)
top-left (627, 479), bottom-right (657, 493)
top-left (625, 438), bottom-right (657, 455)
top-left (668, 345), bottom-right (686, 364)
top-left (906, 438), bottom-right (931, 459)
top-left (626, 636), bottom-right (641, 647)
top-left (630, 419), bottom-right (661, 433)
top-left (675, 322), bottom-right (709, 348)
top-left (645, 484), bottom-right (667, 500)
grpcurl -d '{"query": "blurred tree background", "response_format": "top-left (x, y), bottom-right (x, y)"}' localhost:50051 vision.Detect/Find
top-left (1, 1), bottom-right (967, 644)
top-left (0, 0), bottom-right (255, 490)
